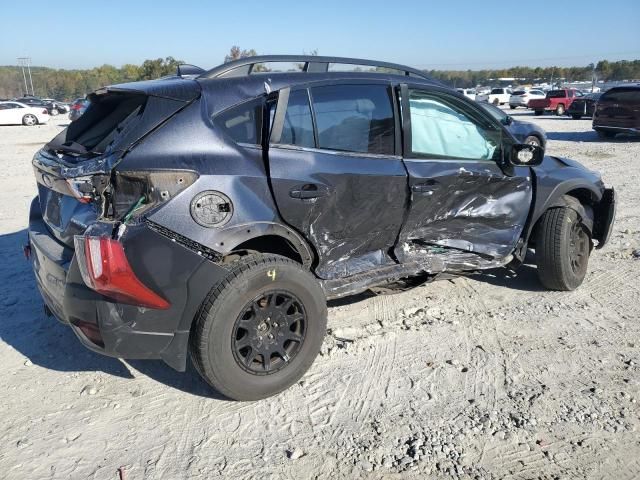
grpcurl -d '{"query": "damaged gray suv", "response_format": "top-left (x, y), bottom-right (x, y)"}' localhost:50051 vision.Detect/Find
top-left (27, 56), bottom-right (616, 400)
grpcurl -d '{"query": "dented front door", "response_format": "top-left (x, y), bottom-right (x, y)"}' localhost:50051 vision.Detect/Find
top-left (397, 86), bottom-right (532, 259)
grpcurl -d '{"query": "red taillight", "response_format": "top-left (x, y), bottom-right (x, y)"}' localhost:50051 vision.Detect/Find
top-left (71, 104), bottom-right (81, 110)
top-left (74, 236), bottom-right (170, 309)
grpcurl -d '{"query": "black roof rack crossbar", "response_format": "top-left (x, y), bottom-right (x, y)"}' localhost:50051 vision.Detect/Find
top-left (199, 55), bottom-right (431, 80)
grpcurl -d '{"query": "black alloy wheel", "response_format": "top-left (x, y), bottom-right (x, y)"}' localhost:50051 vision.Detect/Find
top-left (232, 290), bottom-right (306, 375)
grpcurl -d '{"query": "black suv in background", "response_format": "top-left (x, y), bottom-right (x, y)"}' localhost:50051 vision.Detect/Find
top-left (27, 56), bottom-right (615, 400)
top-left (593, 86), bottom-right (640, 138)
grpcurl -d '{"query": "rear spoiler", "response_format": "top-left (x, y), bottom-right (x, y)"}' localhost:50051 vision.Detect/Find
top-left (176, 64), bottom-right (205, 77)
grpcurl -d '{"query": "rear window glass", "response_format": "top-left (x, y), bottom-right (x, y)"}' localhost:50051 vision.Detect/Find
top-left (547, 90), bottom-right (566, 98)
top-left (310, 84), bottom-right (395, 155)
top-left (215, 98), bottom-right (263, 145)
top-left (62, 93), bottom-right (147, 152)
top-left (601, 88), bottom-right (640, 103)
top-left (512, 90), bottom-right (526, 95)
top-left (279, 89), bottom-right (315, 148)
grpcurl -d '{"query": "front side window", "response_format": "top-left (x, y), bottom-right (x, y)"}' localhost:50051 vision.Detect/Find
top-left (408, 90), bottom-right (500, 161)
top-left (279, 89), bottom-right (315, 148)
top-left (310, 84), bottom-right (395, 155)
top-left (491, 88), bottom-right (504, 94)
top-left (214, 98), bottom-right (263, 145)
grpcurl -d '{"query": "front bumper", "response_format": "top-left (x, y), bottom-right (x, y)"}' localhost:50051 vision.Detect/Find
top-left (27, 198), bottom-right (228, 370)
top-left (594, 187), bottom-right (616, 248)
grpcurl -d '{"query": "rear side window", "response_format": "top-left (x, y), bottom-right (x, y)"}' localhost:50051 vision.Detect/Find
top-left (310, 84), bottom-right (395, 155)
top-left (280, 89), bottom-right (315, 148)
top-left (491, 88), bottom-right (503, 94)
top-left (547, 90), bottom-right (566, 98)
top-left (215, 98), bottom-right (263, 145)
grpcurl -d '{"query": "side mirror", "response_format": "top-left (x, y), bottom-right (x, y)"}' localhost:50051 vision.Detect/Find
top-left (502, 116), bottom-right (513, 126)
top-left (510, 143), bottom-right (544, 166)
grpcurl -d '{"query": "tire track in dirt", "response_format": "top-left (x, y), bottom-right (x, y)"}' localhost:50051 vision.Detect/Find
top-left (456, 279), bottom-right (505, 412)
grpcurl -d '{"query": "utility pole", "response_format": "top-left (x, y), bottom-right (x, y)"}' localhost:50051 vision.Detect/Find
top-left (17, 57), bottom-right (34, 96)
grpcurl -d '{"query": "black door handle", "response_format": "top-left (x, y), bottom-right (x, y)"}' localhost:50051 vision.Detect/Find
top-left (411, 180), bottom-right (438, 194)
top-left (289, 184), bottom-right (330, 199)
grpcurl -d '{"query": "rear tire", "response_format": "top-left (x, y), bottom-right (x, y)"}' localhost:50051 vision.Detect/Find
top-left (534, 110), bottom-right (543, 116)
top-left (190, 254), bottom-right (327, 400)
top-left (493, 98), bottom-right (500, 105)
top-left (510, 105), bottom-right (517, 109)
top-left (535, 207), bottom-right (591, 291)
top-left (596, 129), bottom-right (616, 139)
top-left (22, 114), bottom-right (37, 126)
top-left (555, 104), bottom-right (565, 116)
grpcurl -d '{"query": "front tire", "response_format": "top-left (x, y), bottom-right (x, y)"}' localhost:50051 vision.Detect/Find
top-left (493, 98), bottom-right (500, 105)
top-left (22, 114), bottom-right (37, 126)
top-left (534, 110), bottom-right (543, 116)
top-left (524, 135), bottom-right (541, 147)
top-left (190, 254), bottom-right (327, 400)
top-left (571, 114), bottom-right (582, 120)
top-left (535, 207), bottom-right (591, 291)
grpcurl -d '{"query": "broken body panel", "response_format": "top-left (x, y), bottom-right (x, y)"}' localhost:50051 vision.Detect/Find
top-left (28, 69), bottom-right (616, 370)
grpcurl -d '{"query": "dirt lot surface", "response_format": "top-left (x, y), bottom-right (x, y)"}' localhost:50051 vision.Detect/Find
top-left (1, 111), bottom-right (639, 479)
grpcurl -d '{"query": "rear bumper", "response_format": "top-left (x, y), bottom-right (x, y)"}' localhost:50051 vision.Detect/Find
top-left (27, 197), bottom-right (228, 370)
top-left (509, 98), bottom-right (528, 106)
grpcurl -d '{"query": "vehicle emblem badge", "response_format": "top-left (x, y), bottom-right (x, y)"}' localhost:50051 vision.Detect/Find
top-left (190, 191), bottom-right (233, 227)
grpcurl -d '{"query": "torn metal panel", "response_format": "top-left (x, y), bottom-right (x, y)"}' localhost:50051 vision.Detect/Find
top-left (397, 160), bottom-right (532, 260)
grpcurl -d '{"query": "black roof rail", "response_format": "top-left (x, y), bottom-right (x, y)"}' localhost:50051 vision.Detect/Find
top-left (199, 55), bottom-right (431, 80)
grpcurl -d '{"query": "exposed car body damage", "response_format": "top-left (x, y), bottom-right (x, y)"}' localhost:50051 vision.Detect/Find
top-left (26, 56), bottom-right (616, 374)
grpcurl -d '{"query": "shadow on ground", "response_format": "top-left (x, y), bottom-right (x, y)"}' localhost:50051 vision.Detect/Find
top-left (0, 229), bottom-right (221, 399)
top-left (546, 130), bottom-right (640, 143)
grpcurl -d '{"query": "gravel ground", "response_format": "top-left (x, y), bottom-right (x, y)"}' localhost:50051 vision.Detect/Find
top-left (0, 111), bottom-right (639, 479)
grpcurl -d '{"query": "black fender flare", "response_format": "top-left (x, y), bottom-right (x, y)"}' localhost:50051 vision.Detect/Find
top-left (216, 221), bottom-right (314, 268)
top-left (525, 180), bottom-right (602, 244)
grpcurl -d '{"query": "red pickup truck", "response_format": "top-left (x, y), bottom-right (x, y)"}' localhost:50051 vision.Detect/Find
top-left (529, 89), bottom-right (583, 116)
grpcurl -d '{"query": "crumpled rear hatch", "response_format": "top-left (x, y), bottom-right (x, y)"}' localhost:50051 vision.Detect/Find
top-left (32, 78), bottom-right (200, 248)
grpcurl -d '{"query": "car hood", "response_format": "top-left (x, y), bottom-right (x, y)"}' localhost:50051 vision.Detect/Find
top-left (535, 155), bottom-right (603, 183)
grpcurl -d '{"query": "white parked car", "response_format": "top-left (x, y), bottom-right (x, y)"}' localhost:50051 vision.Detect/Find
top-left (0, 101), bottom-right (50, 126)
top-left (456, 88), bottom-right (476, 100)
top-left (477, 87), bottom-right (513, 105)
top-left (508, 89), bottom-right (546, 109)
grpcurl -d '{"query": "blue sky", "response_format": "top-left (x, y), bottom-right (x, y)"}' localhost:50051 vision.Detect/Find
top-left (1, 0), bottom-right (639, 70)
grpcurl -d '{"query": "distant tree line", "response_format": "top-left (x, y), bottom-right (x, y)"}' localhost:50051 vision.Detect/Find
top-left (424, 60), bottom-right (640, 88)
top-left (1, 49), bottom-right (638, 101)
